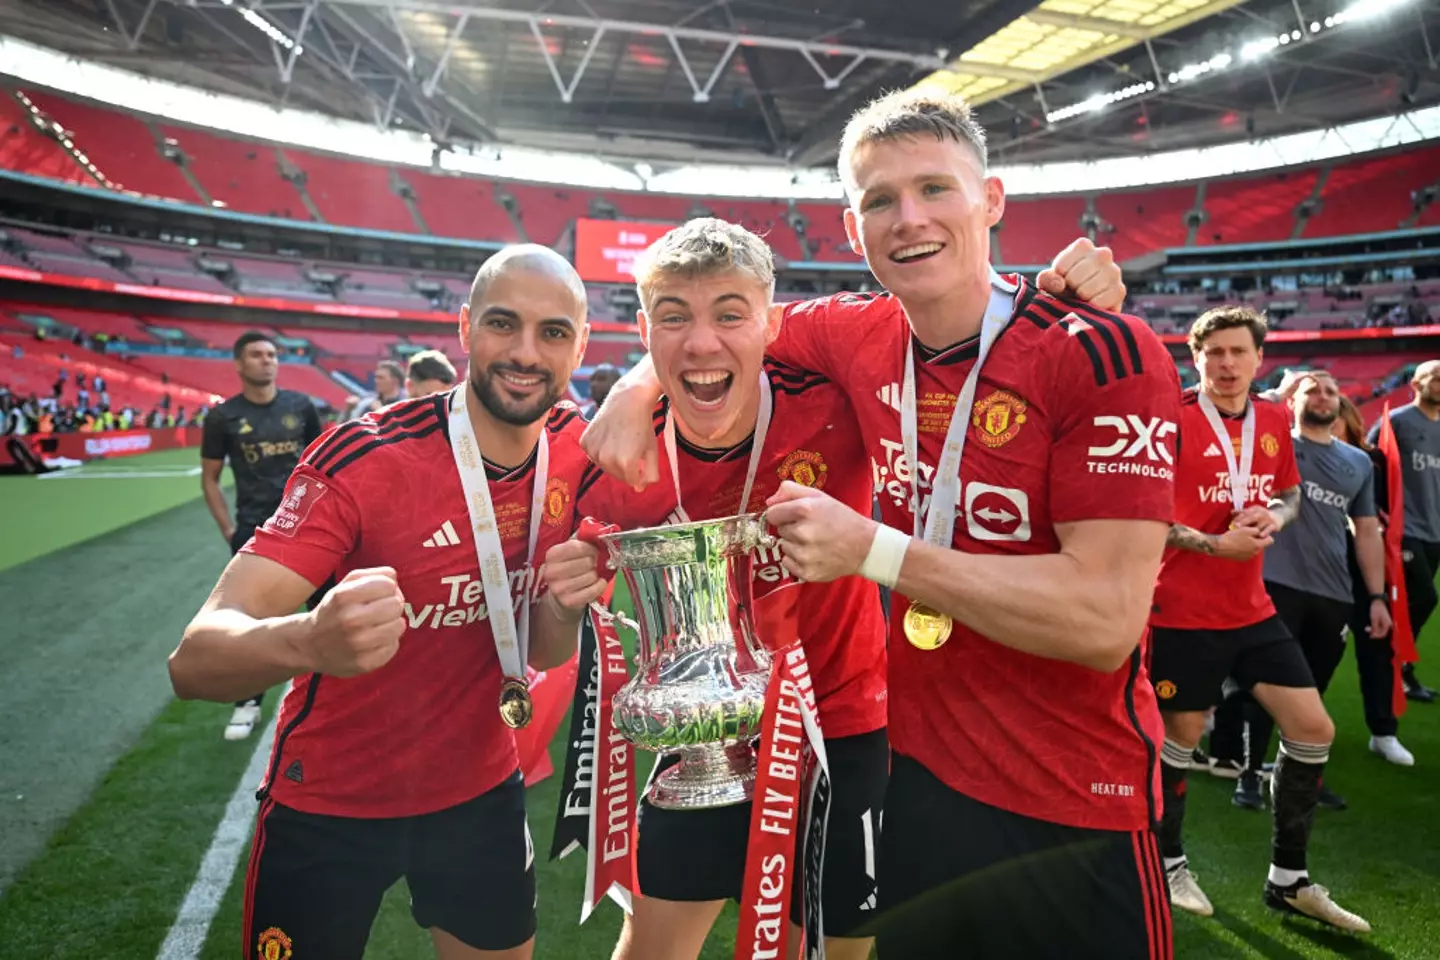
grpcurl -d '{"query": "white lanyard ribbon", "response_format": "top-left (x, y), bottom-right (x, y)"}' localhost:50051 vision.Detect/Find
top-left (901, 282), bottom-right (1019, 543)
top-left (1196, 392), bottom-right (1255, 512)
top-left (663, 373), bottom-right (773, 522)
top-left (447, 385), bottom-right (548, 683)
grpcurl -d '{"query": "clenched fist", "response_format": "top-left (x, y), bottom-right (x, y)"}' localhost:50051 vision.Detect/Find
top-left (540, 538), bottom-right (612, 620)
top-left (300, 567), bottom-right (406, 677)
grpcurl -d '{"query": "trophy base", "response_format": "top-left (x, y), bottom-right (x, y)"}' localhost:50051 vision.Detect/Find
top-left (648, 742), bottom-right (757, 810)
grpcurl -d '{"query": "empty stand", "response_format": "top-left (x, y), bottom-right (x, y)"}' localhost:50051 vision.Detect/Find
top-left (162, 319), bottom-right (278, 350)
top-left (500, 183), bottom-right (594, 246)
top-left (1199, 170), bottom-right (1317, 245)
top-left (287, 150), bottom-right (418, 234)
top-left (24, 92), bottom-right (198, 203)
top-left (160, 125), bottom-right (308, 218)
top-left (793, 203), bottom-right (858, 263)
top-left (608, 192), bottom-right (692, 224)
top-left (0, 92), bottom-right (90, 185)
top-left (0, 333), bottom-right (218, 411)
top-left (706, 200), bottom-right (804, 262)
top-left (1095, 186), bottom-right (1198, 261)
top-left (127, 353), bottom-right (348, 407)
top-left (1304, 146), bottom-right (1440, 238)
top-left (404, 170), bottom-right (520, 242)
top-left (998, 196), bottom-right (1087, 265)
top-left (278, 327), bottom-right (399, 357)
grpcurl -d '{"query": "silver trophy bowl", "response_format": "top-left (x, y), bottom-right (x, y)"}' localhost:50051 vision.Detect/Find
top-left (598, 513), bottom-right (775, 809)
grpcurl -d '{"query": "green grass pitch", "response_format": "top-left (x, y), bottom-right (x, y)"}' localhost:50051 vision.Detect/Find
top-left (0, 449), bottom-right (1435, 958)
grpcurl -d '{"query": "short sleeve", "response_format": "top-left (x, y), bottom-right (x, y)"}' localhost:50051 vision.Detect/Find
top-left (1274, 426), bottom-right (1302, 492)
top-left (1048, 314), bottom-right (1182, 525)
top-left (771, 295), bottom-right (886, 394)
top-left (1351, 459), bottom-right (1377, 519)
top-left (200, 411), bottom-right (227, 461)
top-left (242, 464), bottom-right (360, 588)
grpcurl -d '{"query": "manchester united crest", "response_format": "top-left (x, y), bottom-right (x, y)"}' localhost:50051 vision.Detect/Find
top-left (778, 449), bottom-right (828, 489)
top-left (971, 390), bottom-right (1027, 448)
top-left (543, 477), bottom-right (571, 526)
top-left (1156, 680), bottom-right (1177, 700)
top-left (256, 927), bottom-right (293, 960)
top-left (1260, 433), bottom-right (1280, 457)
top-left (281, 413), bottom-right (301, 431)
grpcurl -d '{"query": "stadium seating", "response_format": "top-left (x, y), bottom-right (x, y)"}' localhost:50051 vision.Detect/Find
top-left (163, 319), bottom-right (278, 350)
top-left (404, 170), bottom-right (520, 243)
top-left (286, 149), bottom-right (419, 234)
top-left (793, 203), bottom-right (858, 263)
top-left (127, 353), bottom-right (349, 407)
top-left (0, 333), bottom-right (218, 411)
top-left (997, 195), bottom-right (1087, 265)
top-left (1197, 169), bottom-right (1318, 246)
top-left (1304, 146), bottom-right (1440, 238)
top-left (0, 91), bottom-right (90, 185)
top-left (23, 91), bottom-right (199, 203)
top-left (609, 192), bottom-right (694, 224)
top-left (1095, 186), bottom-right (1198, 261)
top-left (502, 183), bottom-right (594, 246)
top-left (158, 124), bottom-right (308, 218)
top-left (278, 327), bottom-right (400, 358)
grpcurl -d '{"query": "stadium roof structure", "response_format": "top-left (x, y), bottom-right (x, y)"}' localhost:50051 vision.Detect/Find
top-left (0, 0), bottom-right (1435, 170)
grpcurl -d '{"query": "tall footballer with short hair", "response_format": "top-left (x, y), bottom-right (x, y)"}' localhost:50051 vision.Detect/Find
top-left (172, 245), bottom-right (600, 960)
top-left (587, 89), bottom-right (1178, 959)
top-left (200, 330), bottom-right (322, 741)
top-left (1150, 307), bottom-right (1369, 931)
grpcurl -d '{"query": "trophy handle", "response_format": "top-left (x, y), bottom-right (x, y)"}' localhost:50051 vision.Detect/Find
top-left (754, 509), bottom-right (780, 550)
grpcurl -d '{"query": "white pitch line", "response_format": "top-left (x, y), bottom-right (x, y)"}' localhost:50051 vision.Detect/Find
top-left (156, 713), bottom-right (278, 960)
top-left (38, 468), bottom-right (203, 480)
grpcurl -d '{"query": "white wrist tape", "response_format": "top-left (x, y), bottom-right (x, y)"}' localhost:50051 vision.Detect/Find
top-left (859, 524), bottom-right (910, 589)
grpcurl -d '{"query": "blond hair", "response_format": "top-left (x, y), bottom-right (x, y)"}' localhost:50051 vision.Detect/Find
top-left (632, 218), bottom-right (775, 308)
top-left (839, 88), bottom-right (989, 191)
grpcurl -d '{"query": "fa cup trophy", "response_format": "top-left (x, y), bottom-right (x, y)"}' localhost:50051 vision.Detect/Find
top-left (597, 513), bottom-right (774, 809)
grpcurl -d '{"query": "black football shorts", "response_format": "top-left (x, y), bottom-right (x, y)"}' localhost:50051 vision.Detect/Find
top-left (636, 727), bottom-right (888, 937)
top-left (872, 753), bottom-right (1173, 959)
top-left (1149, 615), bottom-right (1316, 713)
top-left (243, 770), bottom-right (535, 959)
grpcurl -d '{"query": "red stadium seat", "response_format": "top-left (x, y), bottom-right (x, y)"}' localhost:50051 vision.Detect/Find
top-left (23, 92), bottom-right (200, 203)
top-left (286, 150), bottom-right (419, 234)
top-left (404, 170), bottom-right (521, 243)
top-left (1199, 170), bottom-right (1318, 245)
top-left (1304, 146), bottom-right (1440, 238)
top-left (159, 124), bottom-right (309, 218)
top-left (0, 93), bottom-right (89, 185)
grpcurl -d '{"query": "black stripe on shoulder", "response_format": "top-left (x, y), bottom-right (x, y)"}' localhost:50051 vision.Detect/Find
top-left (1026, 297), bottom-right (1138, 387)
top-left (308, 404), bottom-right (440, 473)
top-left (770, 377), bottom-right (829, 399)
top-left (1014, 286), bottom-right (1054, 332)
top-left (1068, 303), bottom-right (1146, 377)
top-left (651, 398), bottom-right (669, 438)
top-left (763, 357), bottom-right (829, 387)
top-left (322, 421), bottom-right (444, 478)
top-left (547, 405), bottom-right (583, 434)
top-left (577, 461), bottom-right (606, 504)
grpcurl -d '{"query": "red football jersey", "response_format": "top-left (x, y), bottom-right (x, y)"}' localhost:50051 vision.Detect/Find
top-left (243, 392), bottom-right (590, 819)
top-left (774, 277), bottom-right (1179, 832)
top-left (1151, 388), bottom-right (1301, 630)
top-left (577, 360), bottom-right (889, 740)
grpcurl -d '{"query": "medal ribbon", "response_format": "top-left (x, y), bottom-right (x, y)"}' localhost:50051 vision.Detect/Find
top-left (447, 385), bottom-right (548, 691)
top-left (737, 643), bottom-right (829, 960)
top-left (1196, 392), bottom-right (1256, 512)
top-left (664, 373), bottom-right (773, 521)
top-left (901, 277), bottom-right (1019, 543)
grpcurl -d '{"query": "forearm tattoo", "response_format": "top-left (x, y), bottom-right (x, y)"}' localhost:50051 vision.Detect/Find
top-left (1166, 524), bottom-right (1217, 555)
top-left (1270, 487), bottom-right (1302, 529)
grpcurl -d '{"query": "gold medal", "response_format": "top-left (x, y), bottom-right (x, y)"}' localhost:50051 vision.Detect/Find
top-left (903, 601), bottom-right (953, 651)
top-left (498, 678), bottom-right (534, 730)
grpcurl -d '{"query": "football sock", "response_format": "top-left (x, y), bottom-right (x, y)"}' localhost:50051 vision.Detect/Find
top-left (1272, 738), bottom-right (1329, 872)
top-left (1268, 865), bottom-right (1309, 887)
top-left (1159, 737), bottom-right (1192, 861)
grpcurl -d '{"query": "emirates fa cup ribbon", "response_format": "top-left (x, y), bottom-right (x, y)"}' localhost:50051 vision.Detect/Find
top-left (499, 678), bottom-right (534, 730)
top-left (903, 600), bottom-right (953, 651)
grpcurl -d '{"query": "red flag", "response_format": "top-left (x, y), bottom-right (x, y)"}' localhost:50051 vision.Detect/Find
top-left (1377, 404), bottom-right (1419, 717)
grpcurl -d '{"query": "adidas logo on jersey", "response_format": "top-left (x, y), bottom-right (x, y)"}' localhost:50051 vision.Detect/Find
top-left (1203, 442), bottom-right (1224, 458)
top-left (875, 383), bottom-right (903, 413)
top-left (422, 520), bottom-right (461, 548)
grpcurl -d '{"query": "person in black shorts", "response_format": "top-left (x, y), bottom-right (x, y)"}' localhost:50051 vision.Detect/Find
top-left (1211, 372), bottom-right (1392, 809)
top-left (200, 331), bottom-right (321, 741)
top-left (1151, 309), bottom-right (1367, 931)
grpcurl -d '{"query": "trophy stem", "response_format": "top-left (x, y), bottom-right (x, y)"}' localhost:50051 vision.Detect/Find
top-left (648, 742), bottom-right (758, 810)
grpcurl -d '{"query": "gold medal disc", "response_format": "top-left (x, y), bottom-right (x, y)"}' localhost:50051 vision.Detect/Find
top-left (498, 679), bottom-right (534, 730)
top-left (903, 601), bottom-right (953, 651)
